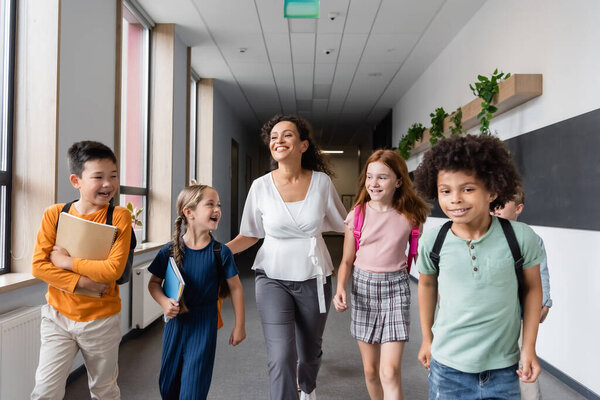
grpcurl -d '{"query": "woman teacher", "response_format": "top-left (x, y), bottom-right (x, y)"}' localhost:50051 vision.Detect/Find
top-left (227, 114), bottom-right (346, 400)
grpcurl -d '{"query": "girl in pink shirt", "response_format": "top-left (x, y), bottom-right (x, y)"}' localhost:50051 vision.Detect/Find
top-left (333, 149), bottom-right (429, 399)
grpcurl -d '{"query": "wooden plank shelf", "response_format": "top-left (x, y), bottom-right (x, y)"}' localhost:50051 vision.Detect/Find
top-left (411, 73), bottom-right (543, 154)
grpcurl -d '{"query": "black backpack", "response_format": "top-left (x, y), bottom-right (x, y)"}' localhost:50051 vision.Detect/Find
top-left (56, 201), bottom-right (136, 284)
top-left (429, 217), bottom-right (525, 305)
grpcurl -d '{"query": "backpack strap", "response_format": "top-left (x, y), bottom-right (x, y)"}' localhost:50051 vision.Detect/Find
top-left (105, 203), bottom-right (115, 226)
top-left (429, 221), bottom-right (453, 272)
top-left (353, 204), bottom-right (365, 250)
top-left (55, 200), bottom-right (76, 230)
top-left (406, 226), bottom-right (420, 274)
top-left (56, 200), bottom-right (116, 229)
top-left (497, 217), bottom-right (525, 305)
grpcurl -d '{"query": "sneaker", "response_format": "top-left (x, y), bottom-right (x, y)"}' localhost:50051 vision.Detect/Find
top-left (300, 390), bottom-right (316, 400)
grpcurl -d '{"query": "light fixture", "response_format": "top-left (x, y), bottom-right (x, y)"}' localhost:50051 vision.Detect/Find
top-left (284, 0), bottom-right (320, 19)
top-left (321, 150), bottom-right (344, 154)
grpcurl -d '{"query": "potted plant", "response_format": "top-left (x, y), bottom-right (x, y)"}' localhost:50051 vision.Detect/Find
top-left (127, 202), bottom-right (143, 249)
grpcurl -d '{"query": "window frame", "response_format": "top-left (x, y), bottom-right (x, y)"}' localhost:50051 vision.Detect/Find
top-left (189, 70), bottom-right (199, 183)
top-left (0, 0), bottom-right (15, 274)
top-left (119, 0), bottom-right (153, 243)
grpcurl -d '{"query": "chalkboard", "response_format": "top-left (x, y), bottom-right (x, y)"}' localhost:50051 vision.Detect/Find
top-left (413, 108), bottom-right (600, 231)
top-left (505, 108), bottom-right (600, 231)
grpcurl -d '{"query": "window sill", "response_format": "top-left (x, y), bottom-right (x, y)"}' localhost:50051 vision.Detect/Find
top-left (0, 244), bottom-right (165, 294)
top-left (134, 242), bottom-right (165, 256)
top-left (0, 273), bottom-right (41, 294)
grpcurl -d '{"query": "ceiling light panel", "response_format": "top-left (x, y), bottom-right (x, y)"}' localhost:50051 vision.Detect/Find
top-left (313, 84), bottom-right (332, 99)
top-left (327, 63), bottom-right (356, 113)
top-left (337, 34), bottom-right (368, 64)
top-left (288, 18), bottom-right (317, 33)
top-left (198, 0), bottom-right (261, 34)
top-left (293, 63), bottom-right (314, 100)
top-left (314, 63), bottom-right (336, 84)
top-left (362, 34), bottom-right (418, 64)
top-left (255, 0), bottom-right (289, 34)
top-left (264, 33), bottom-right (293, 64)
top-left (372, 0), bottom-right (444, 34)
top-left (345, 0), bottom-right (380, 34)
top-left (284, 0), bottom-right (320, 19)
top-left (270, 63), bottom-right (297, 113)
top-left (290, 33), bottom-right (315, 64)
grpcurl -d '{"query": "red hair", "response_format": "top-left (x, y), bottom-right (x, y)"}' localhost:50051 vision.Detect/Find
top-left (354, 150), bottom-right (430, 226)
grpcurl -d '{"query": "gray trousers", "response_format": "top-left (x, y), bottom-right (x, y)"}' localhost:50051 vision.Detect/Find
top-left (255, 271), bottom-right (332, 400)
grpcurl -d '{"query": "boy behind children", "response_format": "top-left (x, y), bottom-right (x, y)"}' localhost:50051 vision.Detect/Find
top-left (414, 135), bottom-right (544, 400)
top-left (31, 141), bottom-right (131, 400)
top-left (493, 187), bottom-right (552, 400)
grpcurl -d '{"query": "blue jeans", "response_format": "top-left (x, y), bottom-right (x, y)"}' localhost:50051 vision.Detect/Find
top-left (428, 358), bottom-right (520, 400)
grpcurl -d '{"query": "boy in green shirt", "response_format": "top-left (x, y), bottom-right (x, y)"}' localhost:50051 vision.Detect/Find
top-left (414, 135), bottom-right (544, 399)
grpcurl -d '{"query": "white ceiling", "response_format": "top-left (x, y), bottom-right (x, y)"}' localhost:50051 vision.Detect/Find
top-left (136, 0), bottom-right (486, 145)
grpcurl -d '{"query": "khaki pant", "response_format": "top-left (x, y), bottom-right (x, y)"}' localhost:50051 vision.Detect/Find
top-left (519, 323), bottom-right (542, 400)
top-left (31, 304), bottom-right (121, 400)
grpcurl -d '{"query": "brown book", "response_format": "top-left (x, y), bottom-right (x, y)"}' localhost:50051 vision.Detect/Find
top-left (55, 212), bottom-right (118, 297)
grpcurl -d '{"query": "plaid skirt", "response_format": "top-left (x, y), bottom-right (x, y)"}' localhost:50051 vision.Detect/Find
top-left (350, 267), bottom-right (410, 344)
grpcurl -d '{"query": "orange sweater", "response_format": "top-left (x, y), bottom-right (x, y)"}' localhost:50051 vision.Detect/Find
top-left (31, 203), bottom-right (132, 322)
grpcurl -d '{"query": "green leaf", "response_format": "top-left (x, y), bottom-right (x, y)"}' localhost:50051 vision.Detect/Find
top-left (135, 220), bottom-right (143, 227)
top-left (127, 202), bottom-right (134, 212)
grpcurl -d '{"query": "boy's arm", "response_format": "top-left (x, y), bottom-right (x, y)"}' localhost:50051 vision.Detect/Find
top-left (70, 208), bottom-right (132, 283)
top-left (537, 237), bottom-right (552, 322)
top-left (227, 275), bottom-right (246, 346)
top-left (518, 264), bottom-right (543, 383)
top-left (418, 273), bottom-right (438, 369)
top-left (31, 206), bottom-right (80, 292)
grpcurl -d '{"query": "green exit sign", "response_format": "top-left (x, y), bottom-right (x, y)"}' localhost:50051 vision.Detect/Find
top-left (284, 0), bottom-right (320, 18)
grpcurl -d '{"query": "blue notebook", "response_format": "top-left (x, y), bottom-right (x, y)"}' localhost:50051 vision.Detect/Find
top-left (163, 257), bottom-right (185, 322)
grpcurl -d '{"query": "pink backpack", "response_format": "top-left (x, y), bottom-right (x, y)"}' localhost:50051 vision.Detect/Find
top-left (352, 204), bottom-right (420, 274)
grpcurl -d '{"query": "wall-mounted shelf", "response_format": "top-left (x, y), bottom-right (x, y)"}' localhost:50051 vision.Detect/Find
top-left (411, 73), bottom-right (543, 154)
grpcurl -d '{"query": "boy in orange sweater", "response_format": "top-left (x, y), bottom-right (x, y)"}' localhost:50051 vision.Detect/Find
top-left (31, 141), bottom-right (131, 400)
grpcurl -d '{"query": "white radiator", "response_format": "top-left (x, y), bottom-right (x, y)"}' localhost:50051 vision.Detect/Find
top-left (132, 263), bottom-right (162, 329)
top-left (0, 306), bottom-right (42, 400)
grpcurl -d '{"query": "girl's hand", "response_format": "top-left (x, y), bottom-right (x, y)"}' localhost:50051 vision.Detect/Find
top-left (517, 348), bottom-right (541, 383)
top-left (161, 298), bottom-right (180, 319)
top-left (229, 325), bottom-right (246, 346)
top-left (418, 340), bottom-right (432, 370)
top-left (332, 289), bottom-right (348, 312)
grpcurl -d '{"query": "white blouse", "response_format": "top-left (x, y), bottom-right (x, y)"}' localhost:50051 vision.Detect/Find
top-left (240, 171), bottom-right (346, 292)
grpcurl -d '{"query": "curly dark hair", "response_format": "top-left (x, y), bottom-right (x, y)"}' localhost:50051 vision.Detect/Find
top-left (414, 134), bottom-right (521, 211)
top-left (260, 114), bottom-right (332, 176)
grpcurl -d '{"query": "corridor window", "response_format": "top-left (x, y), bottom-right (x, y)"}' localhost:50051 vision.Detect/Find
top-left (0, 0), bottom-right (15, 273)
top-left (120, 2), bottom-right (150, 241)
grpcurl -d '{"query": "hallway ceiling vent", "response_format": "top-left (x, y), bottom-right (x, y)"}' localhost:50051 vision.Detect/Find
top-left (284, 0), bottom-right (320, 19)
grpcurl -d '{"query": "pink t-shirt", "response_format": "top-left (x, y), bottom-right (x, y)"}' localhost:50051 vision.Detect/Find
top-left (345, 203), bottom-right (412, 273)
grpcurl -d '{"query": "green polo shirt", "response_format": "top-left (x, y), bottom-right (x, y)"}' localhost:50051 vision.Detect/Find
top-left (417, 217), bottom-right (544, 373)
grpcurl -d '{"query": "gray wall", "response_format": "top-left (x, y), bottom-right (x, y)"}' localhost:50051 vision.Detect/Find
top-left (171, 28), bottom-right (189, 224)
top-left (57, 0), bottom-right (116, 202)
top-left (211, 82), bottom-right (260, 242)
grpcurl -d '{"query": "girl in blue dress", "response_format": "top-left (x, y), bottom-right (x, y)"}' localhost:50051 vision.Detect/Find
top-left (148, 184), bottom-right (246, 400)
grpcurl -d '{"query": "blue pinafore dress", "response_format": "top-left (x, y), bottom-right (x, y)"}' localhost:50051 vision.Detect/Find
top-left (148, 239), bottom-right (238, 400)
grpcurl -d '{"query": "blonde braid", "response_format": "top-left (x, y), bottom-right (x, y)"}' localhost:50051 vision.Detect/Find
top-left (172, 215), bottom-right (185, 269)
